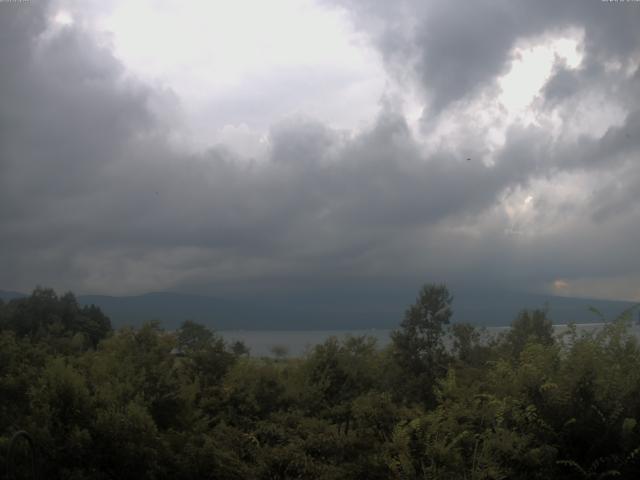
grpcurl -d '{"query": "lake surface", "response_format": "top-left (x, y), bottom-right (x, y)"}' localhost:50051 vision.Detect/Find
top-left (220, 323), bottom-right (629, 357)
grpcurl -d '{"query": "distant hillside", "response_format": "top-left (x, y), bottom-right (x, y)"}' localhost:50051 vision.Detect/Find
top-left (1, 289), bottom-right (636, 330)
top-left (0, 290), bottom-right (27, 301)
top-left (453, 291), bottom-right (637, 327)
top-left (76, 292), bottom-right (282, 330)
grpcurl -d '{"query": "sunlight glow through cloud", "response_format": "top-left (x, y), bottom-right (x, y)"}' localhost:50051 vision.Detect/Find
top-left (424, 29), bottom-right (586, 166)
top-left (89, 0), bottom-right (386, 156)
top-left (499, 30), bottom-right (584, 115)
top-left (53, 10), bottom-right (74, 26)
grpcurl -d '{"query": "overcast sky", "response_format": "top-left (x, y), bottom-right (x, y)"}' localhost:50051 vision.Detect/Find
top-left (1, 0), bottom-right (639, 302)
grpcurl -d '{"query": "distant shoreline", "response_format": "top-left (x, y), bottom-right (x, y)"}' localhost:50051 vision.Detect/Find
top-left (218, 322), bottom-right (639, 357)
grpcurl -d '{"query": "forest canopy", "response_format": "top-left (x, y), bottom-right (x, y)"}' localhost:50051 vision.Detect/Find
top-left (1, 285), bottom-right (640, 479)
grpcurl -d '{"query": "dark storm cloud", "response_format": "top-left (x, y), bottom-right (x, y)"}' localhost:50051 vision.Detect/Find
top-left (331, 0), bottom-right (640, 115)
top-left (542, 66), bottom-right (582, 104)
top-left (327, 0), bottom-right (640, 264)
top-left (1, 0), bottom-right (640, 299)
top-left (0, 3), bottom-right (153, 208)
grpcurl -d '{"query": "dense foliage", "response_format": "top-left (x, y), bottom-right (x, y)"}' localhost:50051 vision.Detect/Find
top-left (1, 285), bottom-right (640, 479)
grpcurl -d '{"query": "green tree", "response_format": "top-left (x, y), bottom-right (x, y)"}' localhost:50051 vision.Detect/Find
top-left (175, 320), bottom-right (235, 410)
top-left (504, 308), bottom-right (554, 359)
top-left (391, 283), bottom-right (453, 406)
top-left (450, 322), bottom-right (483, 364)
top-left (0, 287), bottom-right (111, 349)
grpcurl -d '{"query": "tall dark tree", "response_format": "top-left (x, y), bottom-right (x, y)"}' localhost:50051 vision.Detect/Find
top-left (176, 320), bottom-right (235, 388)
top-left (177, 319), bottom-right (216, 353)
top-left (450, 322), bottom-right (482, 364)
top-left (504, 308), bottom-right (554, 359)
top-left (391, 283), bottom-right (453, 406)
top-left (0, 287), bottom-right (111, 348)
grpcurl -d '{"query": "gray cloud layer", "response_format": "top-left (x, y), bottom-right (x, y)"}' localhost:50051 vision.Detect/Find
top-left (331, 0), bottom-right (640, 114)
top-left (1, 0), bottom-right (640, 301)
